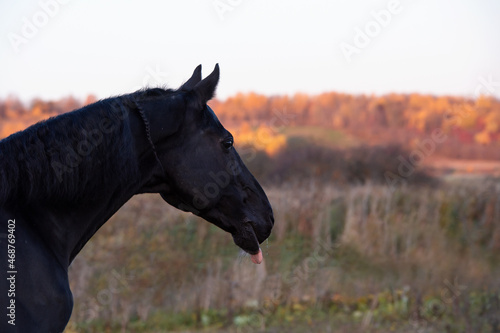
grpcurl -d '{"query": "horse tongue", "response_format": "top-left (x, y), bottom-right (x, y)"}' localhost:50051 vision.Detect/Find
top-left (251, 249), bottom-right (263, 264)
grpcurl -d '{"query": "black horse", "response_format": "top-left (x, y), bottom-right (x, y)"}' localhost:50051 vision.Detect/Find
top-left (0, 64), bottom-right (274, 332)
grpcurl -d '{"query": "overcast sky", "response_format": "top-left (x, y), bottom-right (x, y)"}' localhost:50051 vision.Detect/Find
top-left (1, 0), bottom-right (499, 102)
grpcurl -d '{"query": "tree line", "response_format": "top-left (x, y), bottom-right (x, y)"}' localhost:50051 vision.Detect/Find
top-left (2, 92), bottom-right (500, 159)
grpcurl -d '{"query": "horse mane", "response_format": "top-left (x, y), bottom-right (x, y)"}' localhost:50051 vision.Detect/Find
top-left (0, 88), bottom-right (175, 207)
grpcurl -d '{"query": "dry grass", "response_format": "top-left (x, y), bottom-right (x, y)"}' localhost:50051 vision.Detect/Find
top-left (67, 178), bottom-right (500, 332)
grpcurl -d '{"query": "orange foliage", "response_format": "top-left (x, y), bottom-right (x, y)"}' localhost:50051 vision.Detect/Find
top-left (0, 95), bottom-right (82, 139)
top-left (232, 122), bottom-right (287, 156)
top-left (475, 130), bottom-right (492, 145)
top-left (2, 92), bottom-right (500, 159)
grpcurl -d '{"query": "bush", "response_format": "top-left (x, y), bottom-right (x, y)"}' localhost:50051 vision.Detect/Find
top-left (249, 143), bottom-right (436, 187)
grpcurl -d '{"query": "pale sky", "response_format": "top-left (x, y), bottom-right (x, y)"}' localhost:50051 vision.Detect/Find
top-left (1, 0), bottom-right (499, 102)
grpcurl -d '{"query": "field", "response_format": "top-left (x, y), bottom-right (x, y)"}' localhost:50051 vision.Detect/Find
top-left (64, 180), bottom-right (500, 333)
top-left (1, 95), bottom-right (499, 332)
top-left (63, 126), bottom-right (500, 333)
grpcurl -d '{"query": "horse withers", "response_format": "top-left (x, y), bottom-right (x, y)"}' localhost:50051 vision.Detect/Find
top-left (0, 64), bottom-right (274, 332)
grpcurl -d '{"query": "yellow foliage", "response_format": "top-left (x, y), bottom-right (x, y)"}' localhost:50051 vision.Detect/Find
top-left (460, 110), bottom-right (479, 129)
top-left (443, 104), bottom-right (477, 130)
top-left (475, 95), bottom-right (494, 111)
top-left (474, 130), bottom-right (492, 145)
top-left (408, 110), bottom-right (428, 131)
top-left (233, 124), bottom-right (287, 156)
top-left (433, 97), bottom-right (451, 114)
top-left (265, 134), bottom-right (287, 156)
top-left (484, 112), bottom-right (500, 133)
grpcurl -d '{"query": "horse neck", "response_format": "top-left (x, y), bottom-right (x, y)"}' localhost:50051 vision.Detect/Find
top-left (65, 101), bottom-right (164, 263)
top-left (1, 96), bottom-right (159, 268)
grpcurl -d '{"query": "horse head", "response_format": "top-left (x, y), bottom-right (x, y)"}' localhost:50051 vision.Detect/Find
top-left (137, 64), bottom-right (274, 263)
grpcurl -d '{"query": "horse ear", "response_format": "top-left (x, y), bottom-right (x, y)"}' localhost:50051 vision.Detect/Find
top-left (193, 64), bottom-right (219, 103)
top-left (180, 65), bottom-right (202, 91)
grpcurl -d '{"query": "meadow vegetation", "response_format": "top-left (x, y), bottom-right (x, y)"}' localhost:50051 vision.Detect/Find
top-left (1, 93), bottom-right (499, 332)
top-left (64, 178), bottom-right (500, 333)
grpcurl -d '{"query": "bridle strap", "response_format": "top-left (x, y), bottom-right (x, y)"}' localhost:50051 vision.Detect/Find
top-left (132, 97), bottom-right (167, 176)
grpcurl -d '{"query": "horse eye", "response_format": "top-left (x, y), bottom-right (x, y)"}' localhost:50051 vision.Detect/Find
top-left (222, 138), bottom-right (234, 150)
